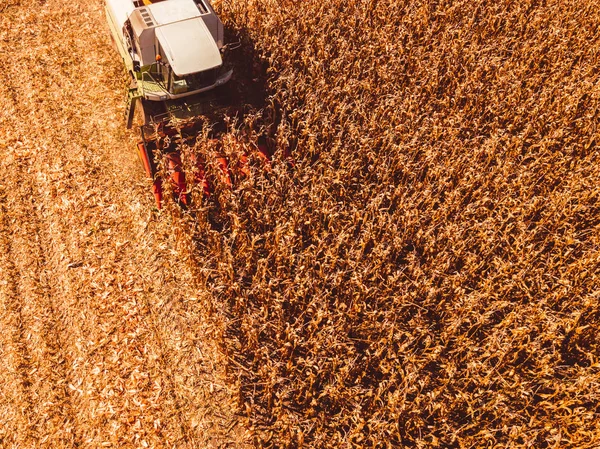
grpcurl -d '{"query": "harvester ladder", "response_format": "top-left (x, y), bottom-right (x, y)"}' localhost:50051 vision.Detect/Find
top-left (125, 88), bottom-right (142, 129)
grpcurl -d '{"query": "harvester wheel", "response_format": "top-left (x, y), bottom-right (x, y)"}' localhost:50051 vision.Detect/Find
top-left (132, 98), bottom-right (149, 127)
top-left (133, 98), bottom-right (166, 127)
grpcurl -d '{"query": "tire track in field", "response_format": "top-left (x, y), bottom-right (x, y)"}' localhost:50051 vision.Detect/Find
top-left (0, 19), bottom-right (84, 446)
top-left (0, 154), bottom-right (83, 448)
top-left (1, 138), bottom-right (192, 447)
top-left (0, 181), bottom-right (37, 447)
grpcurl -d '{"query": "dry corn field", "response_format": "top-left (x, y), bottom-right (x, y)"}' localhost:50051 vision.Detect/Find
top-left (1, 0), bottom-right (600, 448)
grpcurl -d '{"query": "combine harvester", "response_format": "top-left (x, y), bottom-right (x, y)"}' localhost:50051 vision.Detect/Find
top-left (105, 0), bottom-right (273, 208)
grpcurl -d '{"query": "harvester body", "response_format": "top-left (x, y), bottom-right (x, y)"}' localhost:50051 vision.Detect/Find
top-left (106, 0), bottom-right (279, 209)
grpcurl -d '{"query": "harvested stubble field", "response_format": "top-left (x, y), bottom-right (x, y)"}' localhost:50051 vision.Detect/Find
top-left (1, 0), bottom-right (600, 448)
top-left (0, 0), bottom-right (249, 447)
top-left (172, 0), bottom-right (600, 447)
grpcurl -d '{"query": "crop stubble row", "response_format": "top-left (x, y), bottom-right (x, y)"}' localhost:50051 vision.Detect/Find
top-left (0, 1), bottom-right (247, 447)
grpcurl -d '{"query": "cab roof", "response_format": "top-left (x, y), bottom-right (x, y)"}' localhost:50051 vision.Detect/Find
top-left (146, 0), bottom-right (200, 25)
top-left (155, 18), bottom-right (222, 76)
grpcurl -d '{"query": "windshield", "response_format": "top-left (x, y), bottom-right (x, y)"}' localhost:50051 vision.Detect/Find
top-left (169, 68), bottom-right (218, 94)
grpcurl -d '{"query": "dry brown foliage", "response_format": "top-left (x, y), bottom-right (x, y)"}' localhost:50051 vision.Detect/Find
top-left (168, 0), bottom-right (600, 447)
